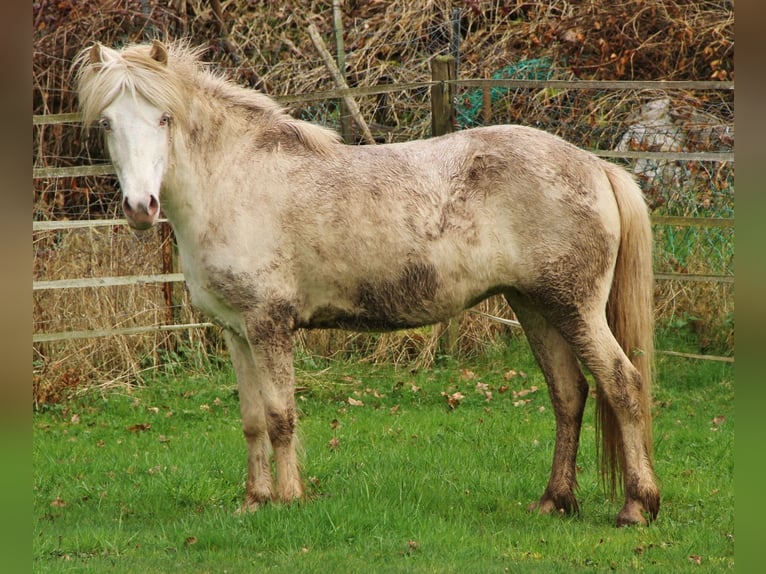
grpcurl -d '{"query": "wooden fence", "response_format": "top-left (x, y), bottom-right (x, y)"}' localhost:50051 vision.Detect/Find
top-left (33, 75), bottom-right (734, 360)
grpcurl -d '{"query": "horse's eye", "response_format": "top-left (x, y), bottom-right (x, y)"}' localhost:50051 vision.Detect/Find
top-left (160, 114), bottom-right (171, 127)
top-left (99, 118), bottom-right (111, 131)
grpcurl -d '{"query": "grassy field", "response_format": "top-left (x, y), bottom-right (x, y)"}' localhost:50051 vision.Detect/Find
top-left (33, 333), bottom-right (733, 572)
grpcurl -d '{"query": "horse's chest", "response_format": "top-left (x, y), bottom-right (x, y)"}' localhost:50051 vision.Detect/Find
top-left (186, 279), bottom-right (244, 333)
top-left (180, 257), bottom-right (250, 336)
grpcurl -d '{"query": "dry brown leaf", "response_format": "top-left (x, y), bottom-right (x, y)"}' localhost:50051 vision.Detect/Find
top-left (513, 385), bottom-right (539, 399)
top-left (442, 391), bottom-right (464, 409)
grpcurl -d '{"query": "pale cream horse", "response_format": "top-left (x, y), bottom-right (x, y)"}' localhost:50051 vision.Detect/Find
top-left (73, 40), bottom-right (659, 526)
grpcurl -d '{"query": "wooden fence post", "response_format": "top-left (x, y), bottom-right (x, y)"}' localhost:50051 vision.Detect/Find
top-left (159, 222), bottom-right (178, 355)
top-left (430, 55), bottom-right (460, 355)
top-left (333, 0), bottom-right (353, 144)
top-left (430, 55), bottom-right (456, 137)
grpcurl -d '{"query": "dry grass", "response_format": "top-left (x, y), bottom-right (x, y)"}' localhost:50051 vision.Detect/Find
top-left (33, 0), bottom-right (734, 401)
top-left (32, 224), bottom-right (215, 403)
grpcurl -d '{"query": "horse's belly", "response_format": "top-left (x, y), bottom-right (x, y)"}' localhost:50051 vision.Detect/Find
top-left (300, 264), bottom-right (504, 332)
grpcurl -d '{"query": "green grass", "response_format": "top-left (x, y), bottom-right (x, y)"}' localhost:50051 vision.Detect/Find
top-left (33, 334), bottom-right (734, 572)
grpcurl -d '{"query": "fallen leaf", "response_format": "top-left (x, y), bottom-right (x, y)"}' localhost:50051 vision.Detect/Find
top-left (712, 415), bottom-right (726, 426)
top-left (50, 497), bottom-right (66, 508)
top-left (389, 404), bottom-right (401, 415)
top-left (689, 555), bottom-right (702, 565)
top-left (328, 437), bottom-right (340, 450)
top-left (503, 370), bottom-right (518, 380)
top-left (475, 382), bottom-right (489, 393)
top-left (498, 385), bottom-right (510, 393)
top-left (184, 536), bottom-right (197, 546)
top-left (461, 369), bottom-right (478, 380)
top-left (442, 391), bottom-right (464, 409)
top-left (127, 423), bottom-right (151, 432)
top-left (70, 414), bottom-right (80, 425)
top-left (347, 397), bottom-right (364, 407)
top-left (330, 419), bottom-right (340, 430)
top-left (513, 385), bottom-right (539, 399)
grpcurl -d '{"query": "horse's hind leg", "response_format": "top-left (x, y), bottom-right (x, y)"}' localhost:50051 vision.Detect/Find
top-left (556, 314), bottom-right (659, 526)
top-left (507, 293), bottom-right (589, 516)
top-left (224, 330), bottom-right (274, 512)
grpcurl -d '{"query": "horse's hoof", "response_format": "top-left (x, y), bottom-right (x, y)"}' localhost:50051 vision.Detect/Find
top-left (527, 495), bottom-right (576, 516)
top-left (236, 493), bottom-right (270, 514)
top-left (616, 501), bottom-right (650, 527)
top-left (527, 494), bottom-right (579, 515)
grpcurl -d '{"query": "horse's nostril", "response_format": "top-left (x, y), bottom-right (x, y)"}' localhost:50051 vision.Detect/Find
top-left (148, 195), bottom-right (159, 215)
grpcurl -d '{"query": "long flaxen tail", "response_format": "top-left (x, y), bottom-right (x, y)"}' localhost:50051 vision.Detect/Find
top-left (598, 162), bottom-right (655, 499)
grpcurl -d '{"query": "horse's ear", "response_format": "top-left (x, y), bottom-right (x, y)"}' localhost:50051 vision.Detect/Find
top-left (89, 43), bottom-right (103, 65)
top-left (150, 40), bottom-right (169, 65)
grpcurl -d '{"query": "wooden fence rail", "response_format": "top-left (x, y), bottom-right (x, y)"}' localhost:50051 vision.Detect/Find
top-left (33, 75), bottom-right (734, 351)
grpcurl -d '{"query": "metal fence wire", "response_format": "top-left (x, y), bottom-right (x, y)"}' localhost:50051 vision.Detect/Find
top-left (32, 76), bottom-right (734, 389)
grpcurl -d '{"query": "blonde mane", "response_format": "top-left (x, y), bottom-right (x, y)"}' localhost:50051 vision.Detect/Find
top-left (73, 40), bottom-right (341, 154)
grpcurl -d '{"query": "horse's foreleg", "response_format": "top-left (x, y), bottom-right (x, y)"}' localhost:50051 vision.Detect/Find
top-left (509, 295), bottom-right (588, 516)
top-left (224, 330), bottom-right (274, 512)
top-left (245, 315), bottom-right (303, 505)
top-left (265, 368), bottom-right (303, 504)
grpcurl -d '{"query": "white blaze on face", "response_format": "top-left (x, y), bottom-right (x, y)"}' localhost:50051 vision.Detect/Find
top-left (100, 91), bottom-right (170, 230)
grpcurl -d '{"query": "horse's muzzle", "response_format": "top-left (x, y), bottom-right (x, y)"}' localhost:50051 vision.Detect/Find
top-left (123, 195), bottom-right (160, 230)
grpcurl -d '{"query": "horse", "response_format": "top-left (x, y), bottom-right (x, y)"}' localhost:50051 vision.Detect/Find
top-left (73, 40), bottom-right (659, 526)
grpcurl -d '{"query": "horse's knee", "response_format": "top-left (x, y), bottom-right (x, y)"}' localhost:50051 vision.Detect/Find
top-left (267, 407), bottom-right (297, 446)
top-left (240, 404), bottom-right (267, 439)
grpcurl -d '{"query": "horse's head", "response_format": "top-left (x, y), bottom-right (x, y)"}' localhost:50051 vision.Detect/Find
top-left (80, 41), bottom-right (175, 230)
